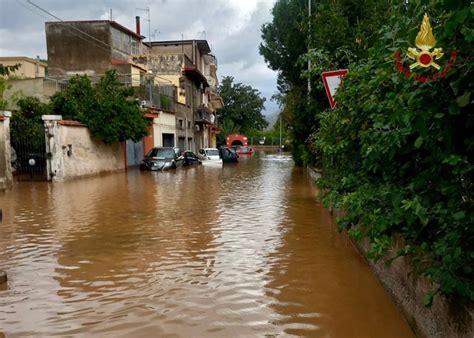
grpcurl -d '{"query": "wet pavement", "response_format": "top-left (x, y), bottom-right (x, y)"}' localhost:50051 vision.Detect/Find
top-left (0, 153), bottom-right (414, 337)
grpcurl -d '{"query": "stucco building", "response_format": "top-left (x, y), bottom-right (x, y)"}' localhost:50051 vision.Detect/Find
top-left (44, 19), bottom-right (222, 155)
top-left (146, 40), bottom-right (222, 149)
top-left (45, 20), bottom-right (147, 78)
top-left (0, 56), bottom-right (47, 79)
top-left (0, 56), bottom-right (52, 110)
top-left (45, 19), bottom-right (176, 158)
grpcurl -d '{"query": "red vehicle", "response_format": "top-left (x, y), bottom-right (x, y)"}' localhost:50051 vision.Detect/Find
top-left (235, 146), bottom-right (254, 155)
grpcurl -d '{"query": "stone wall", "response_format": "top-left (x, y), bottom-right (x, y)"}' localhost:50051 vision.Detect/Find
top-left (354, 238), bottom-right (474, 338)
top-left (43, 115), bottom-right (125, 181)
top-left (0, 112), bottom-right (13, 191)
top-left (307, 166), bottom-right (474, 338)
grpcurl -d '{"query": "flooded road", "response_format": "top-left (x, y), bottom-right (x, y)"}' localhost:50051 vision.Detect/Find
top-left (0, 153), bottom-right (414, 337)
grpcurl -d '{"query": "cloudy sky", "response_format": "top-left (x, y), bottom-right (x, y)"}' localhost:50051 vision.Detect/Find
top-left (0, 0), bottom-right (279, 114)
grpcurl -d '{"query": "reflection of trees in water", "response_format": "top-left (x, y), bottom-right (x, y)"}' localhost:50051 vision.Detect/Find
top-left (53, 168), bottom-right (220, 295)
top-left (0, 183), bottom-right (55, 266)
top-left (263, 168), bottom-right (414, 338)
top-left (53, 172), bottom-right (160, 293)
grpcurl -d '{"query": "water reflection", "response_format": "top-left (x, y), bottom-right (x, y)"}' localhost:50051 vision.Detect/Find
top-left (0, 155), bottom-right (414, 337)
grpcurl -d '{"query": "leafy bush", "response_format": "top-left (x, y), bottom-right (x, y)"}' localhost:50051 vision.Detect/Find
top-left (315, 1), bottom-right (473, 303)
top-left (50, 70), bottom-right (149, 144)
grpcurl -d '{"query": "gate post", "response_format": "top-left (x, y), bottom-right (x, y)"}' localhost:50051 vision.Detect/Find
top-left (0, 111), bottom-right (13, 191)
top-left (42, 115), bottom-right (64, 181)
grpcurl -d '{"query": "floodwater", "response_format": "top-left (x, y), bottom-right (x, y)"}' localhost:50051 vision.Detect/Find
top-left (0, 153), bottom-right (414, 337)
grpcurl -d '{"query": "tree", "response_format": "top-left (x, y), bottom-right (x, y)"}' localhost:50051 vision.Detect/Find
top-left (260, 0), bottom-right (311, 165)
top-left (0, 64), bottom-right (20, 76)
top-left (49, 74), bottom-right (96, 121)
top-left (50, 70), bottom-right (149, 144)
top-left (315, 1), bottom-right (473, 302)
top-left (218, 76), bottom-right (267, 138)
top-left (260, 0), bottom-right (308, 89)
top-left (260, 0), bottom-right (394, 165)
top-left (0, 63), bottom-right (20, 109)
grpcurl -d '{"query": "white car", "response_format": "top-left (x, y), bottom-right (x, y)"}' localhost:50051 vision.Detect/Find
top-left (198, 148), bottom-right (223, 165)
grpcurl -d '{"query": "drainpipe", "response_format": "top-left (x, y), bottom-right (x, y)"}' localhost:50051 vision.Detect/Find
top-left (191, 84), bottom-right (195, 151)
top-left (185, 117), bottom-right (188, 150)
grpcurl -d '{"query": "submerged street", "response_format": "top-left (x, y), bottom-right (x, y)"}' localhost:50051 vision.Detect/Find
top-left (0, 153), bottom-right (414, 337)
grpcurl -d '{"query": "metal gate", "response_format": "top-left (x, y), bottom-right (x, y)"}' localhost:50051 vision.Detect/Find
top-left (11, 136), bottom-right (48, 181)
top-left (126, 139), bottom-right (144, 167)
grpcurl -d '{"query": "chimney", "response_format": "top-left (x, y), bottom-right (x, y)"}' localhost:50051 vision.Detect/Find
top-left (135, 16), bottom-right (141, 36)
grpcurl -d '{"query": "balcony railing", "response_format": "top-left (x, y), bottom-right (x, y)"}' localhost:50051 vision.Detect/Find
top-left (195, 106), bottom-right (216, 125)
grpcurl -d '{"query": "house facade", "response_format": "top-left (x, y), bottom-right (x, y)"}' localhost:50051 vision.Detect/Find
top-left (0, 56), bottom-right (47, 79)
top-left (43, 20), bottom-right (222, 157)
top-left (146, 40), bottom-right (222, 150)
top-left (45, 20), bottom-right (147, 78)
top-left (1, 56), bottom-right (50, 110)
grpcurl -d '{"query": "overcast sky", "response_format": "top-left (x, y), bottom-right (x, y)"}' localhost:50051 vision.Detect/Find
top-left (0, 0), bottom-right (279, 114)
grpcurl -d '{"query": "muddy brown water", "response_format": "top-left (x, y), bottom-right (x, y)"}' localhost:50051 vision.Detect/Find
top-left (0, 153), bottom-right (414, 337)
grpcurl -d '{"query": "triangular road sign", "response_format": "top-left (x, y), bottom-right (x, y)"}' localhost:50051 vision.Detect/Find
top-left (321, 69), bottom-right (348, 109)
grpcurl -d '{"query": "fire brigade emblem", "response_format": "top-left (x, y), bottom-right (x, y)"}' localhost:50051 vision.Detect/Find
top-left (407, 14), bottom-right (443, 70)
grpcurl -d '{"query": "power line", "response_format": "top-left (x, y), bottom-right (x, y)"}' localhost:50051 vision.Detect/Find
top-left (25, 0), bottom-right (114, 52)
top-left (15, 0), bottom-right (112, 54)
top-left (16, 0), bottom-right (174, 78)
top-left (15, 0), bottom-right (49, 21)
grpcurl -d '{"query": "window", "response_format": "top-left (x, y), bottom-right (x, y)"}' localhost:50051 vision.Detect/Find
top-left (131, 39), bottom-right (139, 55)
top-left (111, 27), bottom-right (137, 55)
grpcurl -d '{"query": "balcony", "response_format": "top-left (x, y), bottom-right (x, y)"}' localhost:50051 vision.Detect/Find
top-left (195, 105), bottom-right (216, 125)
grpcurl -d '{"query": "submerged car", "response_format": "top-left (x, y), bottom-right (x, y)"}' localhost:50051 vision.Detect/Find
top-left (140, 147), bottom-right (184, 171)
top-left (219, 147), bottom-right (239, 163)
top-left (182, 151), bottom-right (202, 166)
top-left (198, 148), bottom-right (221, 160)
top-left (198, 148), bottom-right (223, 165)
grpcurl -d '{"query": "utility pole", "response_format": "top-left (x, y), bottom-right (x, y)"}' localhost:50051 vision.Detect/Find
top-left (308, 0), bottom-right (312, 94)
top-left (279, 113), bottom-right (282, 155)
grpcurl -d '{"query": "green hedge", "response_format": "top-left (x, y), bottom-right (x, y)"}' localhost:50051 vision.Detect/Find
top-left (315, 2), bottom-right (473, 304)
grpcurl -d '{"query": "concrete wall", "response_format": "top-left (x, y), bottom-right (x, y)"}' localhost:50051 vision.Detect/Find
top-left (4, 78), bottom-right (45, 109)
top-left (43, 116), bottom-right (125, 181)
top-left (3, 78), bottom-right (61, 111)
top-left (0, 112), bottom-right (12, 191)
top-left (355, 238), bottom-right (474, 338)
top-left (46, 22), bottom-right (112, 76)
top-left (60, 123), bottom-right (125, 180)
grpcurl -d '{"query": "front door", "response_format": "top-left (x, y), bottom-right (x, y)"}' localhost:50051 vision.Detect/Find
top-left (162, 133), bottom-right (174, 147)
